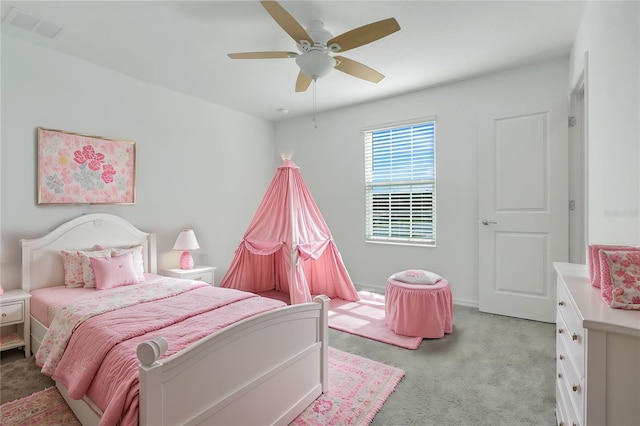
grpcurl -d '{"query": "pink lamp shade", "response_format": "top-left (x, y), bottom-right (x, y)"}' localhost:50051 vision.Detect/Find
top-left (172, 228), bottom-right (200, 269)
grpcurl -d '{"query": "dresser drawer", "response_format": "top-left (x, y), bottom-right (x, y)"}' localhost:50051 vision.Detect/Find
top-left (556, 380), bottom-right (581, 426)
top-left (186, 271), bottom-right (213, 284)
top-left (557, 285), bottom-right (585, 373)
top-left (557, 332), bottom-right (584, 419)
top-left (557, 282), bottom-right (583, 341)
top-left (0, 301), bottom-right (24, 325)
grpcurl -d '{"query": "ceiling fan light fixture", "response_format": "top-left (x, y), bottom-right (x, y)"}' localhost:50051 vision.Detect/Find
top-left (295, 50), bottom-right (336, 80)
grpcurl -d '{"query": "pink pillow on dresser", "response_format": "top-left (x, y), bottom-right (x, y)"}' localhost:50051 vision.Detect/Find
top-left (588, 244), bottom-right (640, 287)
top-left (90, 252), bottom-right (141, 290)
top-left (599, 249), bottom-right (640, 309)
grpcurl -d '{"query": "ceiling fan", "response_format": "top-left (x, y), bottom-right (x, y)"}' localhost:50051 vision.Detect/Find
top-left (228, 1), bottom-right (401, 92)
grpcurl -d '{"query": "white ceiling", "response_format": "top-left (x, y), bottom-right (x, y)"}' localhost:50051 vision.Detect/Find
top-left (1, 1), bottom-right (586, 122)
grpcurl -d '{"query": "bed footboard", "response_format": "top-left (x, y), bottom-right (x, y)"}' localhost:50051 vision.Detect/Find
top-left (138, 295), bottom-right (329, 426)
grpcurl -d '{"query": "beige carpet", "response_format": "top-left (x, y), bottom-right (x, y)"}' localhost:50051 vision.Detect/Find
top-left (0, 356), bottom-right (54, 405)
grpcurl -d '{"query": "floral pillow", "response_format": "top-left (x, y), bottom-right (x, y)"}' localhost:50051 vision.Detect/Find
top-left (60, 246), bottom-right (102, 288)
top-left (599, 249), bottom-right (640, 310)
top-left (110, 245), bottom-right (145, 281)
top-left (588, 244), bottom-right (640, 288)
top-left (393, 269), bottom-right (442, 285)
top-left (79, 248), bottom-right (112, 288)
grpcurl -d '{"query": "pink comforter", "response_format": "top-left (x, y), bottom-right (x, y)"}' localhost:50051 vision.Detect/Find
top-left (48, 285), bottom-right (286, 425)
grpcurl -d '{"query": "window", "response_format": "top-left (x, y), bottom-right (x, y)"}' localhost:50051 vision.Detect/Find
top-left (364, 119), bottom-right (436, 245)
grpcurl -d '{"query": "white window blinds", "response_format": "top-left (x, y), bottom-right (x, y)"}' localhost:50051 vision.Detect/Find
top-left (364, 119), bottom-right (436, 244)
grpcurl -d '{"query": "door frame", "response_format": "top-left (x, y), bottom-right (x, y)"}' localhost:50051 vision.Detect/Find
top-left (568, 52), bottom-right (589, 264)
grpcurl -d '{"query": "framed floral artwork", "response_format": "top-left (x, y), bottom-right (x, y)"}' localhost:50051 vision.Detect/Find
top-left (37, 127), bottom-right (136, 204)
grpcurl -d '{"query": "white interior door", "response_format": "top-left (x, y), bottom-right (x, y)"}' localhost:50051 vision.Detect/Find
top-left (478, 99), bottom-right (568, 322)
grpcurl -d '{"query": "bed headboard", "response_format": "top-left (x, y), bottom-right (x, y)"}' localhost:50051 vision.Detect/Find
top-left (21, 213), bottom-right (157, 292)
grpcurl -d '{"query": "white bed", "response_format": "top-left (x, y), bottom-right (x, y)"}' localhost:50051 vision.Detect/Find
top-left (21, 213), bottom-right (329, 425)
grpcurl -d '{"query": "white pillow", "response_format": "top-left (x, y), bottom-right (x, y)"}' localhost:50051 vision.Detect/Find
top-left (393, 269), bottom-right (442, 285)
top-left (110, 245), bottom-right (145, 281)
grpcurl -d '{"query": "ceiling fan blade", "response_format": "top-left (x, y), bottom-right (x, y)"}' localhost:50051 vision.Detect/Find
top-left (328, 18), bottom-right (400, 53)
top-left (295, 71), bottom-right (312, 92)
top-left (334, 56), bottom-right (385, 83)
top-left (260, 1), bottom-right (312, 44)
top-left (228, 51), bottom-right (297, 59)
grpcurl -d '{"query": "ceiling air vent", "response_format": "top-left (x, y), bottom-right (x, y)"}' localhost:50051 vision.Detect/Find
top-left (3, 7), bottom-right (64, 39)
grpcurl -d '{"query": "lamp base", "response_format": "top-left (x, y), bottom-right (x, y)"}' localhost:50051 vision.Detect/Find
top-left (179, 251), bottom-right (194, 269)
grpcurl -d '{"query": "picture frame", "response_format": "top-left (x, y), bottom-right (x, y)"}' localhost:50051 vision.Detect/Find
top-left (37, 127), bottom-right (136, 205)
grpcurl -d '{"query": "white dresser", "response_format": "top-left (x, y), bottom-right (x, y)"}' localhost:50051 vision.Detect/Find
top-left (554, 262), bottom-right (640, 426)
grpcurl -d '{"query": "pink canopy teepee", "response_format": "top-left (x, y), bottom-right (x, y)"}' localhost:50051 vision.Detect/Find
top-left (220, 159), bottom-right (359, 305)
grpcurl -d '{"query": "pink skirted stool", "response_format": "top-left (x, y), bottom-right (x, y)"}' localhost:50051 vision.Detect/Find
top-left (385, 276), bottom-right (454, 338)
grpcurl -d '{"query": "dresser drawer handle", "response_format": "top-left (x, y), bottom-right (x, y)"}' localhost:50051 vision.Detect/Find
top-left (559, 354), bottom-right (564, 360)
top-left (558, 328), bottom-right (564, 334)
top-left (1, 313), bottom-right (6, 318)
top-left (557, 373), bottom-right (562, 379)
top-left (572, 384), bottom-right (579, 392)
top-left (558, 301), bottom-right (565, 306)
top-left (572, 333), bottom-right (578, 341)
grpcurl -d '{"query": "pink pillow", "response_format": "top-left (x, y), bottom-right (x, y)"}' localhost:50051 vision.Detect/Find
top-left (90, 252), bottom-right (141, 290)
top-left (599, 249), bottom-right (640, 309)
top-left (588, 245), bottom-right (640, 287)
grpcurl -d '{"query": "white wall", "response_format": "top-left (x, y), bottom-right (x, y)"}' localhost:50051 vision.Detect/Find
top-left (1, 36), bottom-right (279, 289)
top-left (275, 58), bottom-right (570, 305)
top-left (570, 0), bottom-right (640, 245)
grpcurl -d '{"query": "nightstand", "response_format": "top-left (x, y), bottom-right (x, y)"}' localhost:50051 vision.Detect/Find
top-left (163, 266), bottom-right (216, 285)
top-left (0, 289), bottom-right (31, 357)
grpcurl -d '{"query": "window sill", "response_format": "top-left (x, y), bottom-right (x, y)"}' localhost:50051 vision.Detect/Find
top-left (365, 239), bottom-right (436, 248)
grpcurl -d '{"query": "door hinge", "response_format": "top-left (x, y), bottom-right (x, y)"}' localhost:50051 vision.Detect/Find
top-left (568, 116), bottom-right (577, 128)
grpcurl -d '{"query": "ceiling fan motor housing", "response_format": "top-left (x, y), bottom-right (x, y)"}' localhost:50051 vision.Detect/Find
top-left (305, 20), bottom-right (332, 46)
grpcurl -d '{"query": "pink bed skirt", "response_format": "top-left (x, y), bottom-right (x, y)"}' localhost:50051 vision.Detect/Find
top-left (385, 277), bottom-right (454, 338)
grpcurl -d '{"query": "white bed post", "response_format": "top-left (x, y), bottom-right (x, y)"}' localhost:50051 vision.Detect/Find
top-left (314, 295), bottom-right (330, 394)
top-left (146, 233), bottom-right (158, 274)
top-left (137, 337), bottom-right (168, 426)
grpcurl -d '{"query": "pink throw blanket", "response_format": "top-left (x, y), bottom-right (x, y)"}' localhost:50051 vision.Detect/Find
top-left (47, 285), bottom-right (286, 425)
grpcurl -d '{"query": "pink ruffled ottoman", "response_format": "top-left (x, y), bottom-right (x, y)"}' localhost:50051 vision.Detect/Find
top-left (385, 275), bottom-right (454, 338)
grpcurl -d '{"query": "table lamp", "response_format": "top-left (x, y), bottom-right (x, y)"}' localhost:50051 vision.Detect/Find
top-left (173, 228), bottom-right (200, 269)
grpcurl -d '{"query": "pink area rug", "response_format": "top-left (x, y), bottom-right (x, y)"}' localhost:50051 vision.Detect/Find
top-left (0, 348), bottom-right (403, 426)
top-left (0, 386), bottom-right (81, 426)
top-left (292, 347), bottom-right (405, 425)
top-left (329, 291), bottom-right (423, 350)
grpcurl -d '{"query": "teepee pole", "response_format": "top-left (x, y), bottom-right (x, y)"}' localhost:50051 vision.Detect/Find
top-left (289, 165), bottom-right (298, 304)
